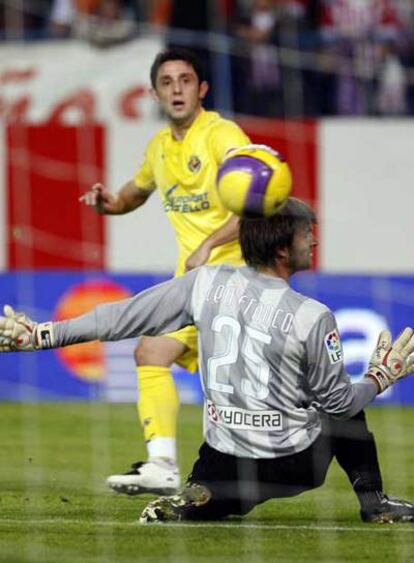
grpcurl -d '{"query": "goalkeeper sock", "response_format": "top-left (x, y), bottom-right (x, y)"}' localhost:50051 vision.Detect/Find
top-left (326, 410), bottom-right (383, 510)
top-left (137, 366), bottom-right (179, 462)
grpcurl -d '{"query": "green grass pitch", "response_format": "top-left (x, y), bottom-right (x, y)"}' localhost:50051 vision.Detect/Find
top-left (0, 403), bottom-right (414, 562)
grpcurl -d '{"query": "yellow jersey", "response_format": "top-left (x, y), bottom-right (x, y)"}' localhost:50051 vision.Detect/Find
top-left (134, 109), bottom-right (250, 276)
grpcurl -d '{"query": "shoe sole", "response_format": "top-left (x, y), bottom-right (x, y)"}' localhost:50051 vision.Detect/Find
top-left (139, 485), bottom-right (211, 524)
top-left (363, 512), bottom-right (414, 524)
top-left (139, 497), bottom-right (183, 523)
top-left (109, 483), bottom-right (178, 496)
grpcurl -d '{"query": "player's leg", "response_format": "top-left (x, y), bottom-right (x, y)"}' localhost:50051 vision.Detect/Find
top-left (140, 443), bottom-right (260, 523)
top-left (106, 334), bottom-right (188, 495)
top-left (135, 335), bottom-right (186, 461)
top-left (325, 410), bottom-right (414, 523)
top-left (140, 435), bottom-right (335, 523)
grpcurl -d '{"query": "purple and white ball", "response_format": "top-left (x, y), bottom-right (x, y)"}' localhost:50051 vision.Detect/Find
top-left (216, 145), bottom-right (292, 217)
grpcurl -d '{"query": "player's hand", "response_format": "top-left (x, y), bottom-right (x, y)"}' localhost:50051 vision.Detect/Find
top-left (0, 305), bottom-right (55, 352)
top-left (79, 183), bottom-right (117, 214)
top-left (365, 328), bottom-right (414, 393)
top-left (185, 243), bottom-right (212, 271)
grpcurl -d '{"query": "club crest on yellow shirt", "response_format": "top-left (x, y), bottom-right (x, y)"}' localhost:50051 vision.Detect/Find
top-left (188, 155), bottom-right (201, 173)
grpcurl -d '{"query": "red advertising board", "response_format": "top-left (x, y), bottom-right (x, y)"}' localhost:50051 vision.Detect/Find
top-left (7, 125), bottom-right (106, 269)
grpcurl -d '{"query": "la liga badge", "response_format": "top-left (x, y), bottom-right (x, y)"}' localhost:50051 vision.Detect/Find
top-left (324, 329), bottom-right (343, 364)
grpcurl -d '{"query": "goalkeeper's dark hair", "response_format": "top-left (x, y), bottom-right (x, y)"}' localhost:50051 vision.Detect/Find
top-left (239, 198), bottom-right (316, 269)
top-left (150, 48), bottom-right (205, 88)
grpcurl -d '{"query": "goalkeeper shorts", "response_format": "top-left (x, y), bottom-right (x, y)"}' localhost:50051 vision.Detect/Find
top-left (184, 435), bottom-right (333, 519)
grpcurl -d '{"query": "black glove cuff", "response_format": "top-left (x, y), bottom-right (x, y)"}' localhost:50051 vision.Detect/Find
top-left (34, 323), bottom-right (55, 350)
top-left (365, 367), bottom-right (390, 393)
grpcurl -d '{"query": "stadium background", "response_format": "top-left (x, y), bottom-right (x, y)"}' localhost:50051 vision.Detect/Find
top-left (1, 30), bottom-right (414, 405)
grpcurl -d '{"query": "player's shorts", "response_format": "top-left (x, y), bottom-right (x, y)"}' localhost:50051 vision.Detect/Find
top-left (164, 325), bottom-right (198, 373)
top-left (184, 435), bottom-right (333, 519)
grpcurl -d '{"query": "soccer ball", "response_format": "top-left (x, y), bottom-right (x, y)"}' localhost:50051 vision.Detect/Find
top-left (216, 144), bottom-right (292, 217)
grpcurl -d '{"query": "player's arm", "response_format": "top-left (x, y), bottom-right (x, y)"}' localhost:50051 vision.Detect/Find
top-left (0, 271), bottom-right (200, 352)
top-left (305, 312), bottom-right (414, 418)
top-left (80, 141), bottom-right (156, 214)
top-left (185, 121), bottom-right (249, 271)
top-left (79, 180), bottom-right (151, 215)
top-left (185, 214), bottom-right (240, 271)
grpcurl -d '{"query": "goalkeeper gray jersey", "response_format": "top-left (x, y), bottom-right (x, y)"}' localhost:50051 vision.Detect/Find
top-left (55, 265), bottom-right (376, 459)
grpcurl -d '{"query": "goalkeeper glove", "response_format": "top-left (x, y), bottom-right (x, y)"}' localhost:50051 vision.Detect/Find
top-left (365, 328), bottom-right (414, 393)
top-left (0, 305), bottom-right (55, 352)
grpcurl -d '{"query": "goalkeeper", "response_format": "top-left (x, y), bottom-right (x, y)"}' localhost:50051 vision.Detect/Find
top-left (1, 198), bottom-right (414, 524)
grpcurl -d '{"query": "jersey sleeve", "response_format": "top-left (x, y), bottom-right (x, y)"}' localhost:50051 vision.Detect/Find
top-left (210, 121), bottom-right (250, 164)
top-left (54, 269), bottom-right (200, 346)
top-left (133, 142), bottom-right (157, 193)
top-left (305, 311), bottom-right (377, 418)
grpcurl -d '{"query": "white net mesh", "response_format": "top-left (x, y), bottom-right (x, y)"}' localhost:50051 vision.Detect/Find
top-left (1, 2), bottom-right (414, 561)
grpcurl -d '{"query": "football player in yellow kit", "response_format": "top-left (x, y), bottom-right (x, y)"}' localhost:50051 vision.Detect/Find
top-left (80, 48), bottom-right (250, 495)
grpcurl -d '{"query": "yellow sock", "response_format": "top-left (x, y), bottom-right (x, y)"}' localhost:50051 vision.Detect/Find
top-left (137, 366), bottom-right (179, 446)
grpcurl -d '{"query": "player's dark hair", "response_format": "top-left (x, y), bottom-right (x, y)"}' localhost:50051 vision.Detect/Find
top-left (239, 198), bottom-right (316, 269)
top-left (150, 48), bottom-right (205, 88)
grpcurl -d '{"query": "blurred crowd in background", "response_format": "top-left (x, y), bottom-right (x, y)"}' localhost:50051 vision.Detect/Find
top-left (1, 0), bottom-right (414, 117)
